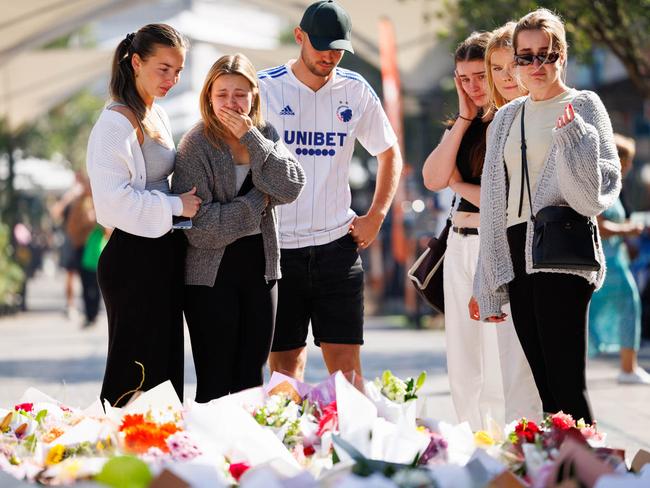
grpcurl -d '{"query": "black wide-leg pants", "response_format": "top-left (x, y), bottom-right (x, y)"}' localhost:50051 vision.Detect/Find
top-left (184, 233), bottom-right (277, 403)
top-left (507, 222), bottom-right (594, 423)
top-left (98, 229), bottom-right (185, 407)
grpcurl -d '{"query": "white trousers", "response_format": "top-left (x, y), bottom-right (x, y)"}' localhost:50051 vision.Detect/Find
top-left (443, 230), bottom-right (541, 431)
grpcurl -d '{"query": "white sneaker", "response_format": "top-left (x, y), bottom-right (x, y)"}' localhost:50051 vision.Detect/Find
top-left (617, 367), bottom-right (650, 385)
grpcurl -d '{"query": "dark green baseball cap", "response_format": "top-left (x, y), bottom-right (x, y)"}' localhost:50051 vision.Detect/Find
top-left (299, 0), bottom-right (354, 53)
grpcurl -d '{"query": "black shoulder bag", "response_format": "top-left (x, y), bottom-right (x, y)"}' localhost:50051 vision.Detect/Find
top-left (519, 103), bottom-right (600, 272)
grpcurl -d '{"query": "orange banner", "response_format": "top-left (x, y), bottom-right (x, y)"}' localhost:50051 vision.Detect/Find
top-left (378, 17), bottom-right (407, 264)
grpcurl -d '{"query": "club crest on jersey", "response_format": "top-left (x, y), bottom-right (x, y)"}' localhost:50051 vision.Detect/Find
top-left (336, 105), bottom-right (352, 123)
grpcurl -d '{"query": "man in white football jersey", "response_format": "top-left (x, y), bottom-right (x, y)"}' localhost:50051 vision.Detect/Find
top-left (258, 0), bottom-right (402, 381)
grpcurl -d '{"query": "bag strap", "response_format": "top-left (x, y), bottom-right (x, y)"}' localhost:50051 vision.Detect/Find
top-left (448, 194), bottom-right (457, 222)
top-left (236, 169), bottom-right (254, 197)
top-left (519, 102), bottom-right (535, 221)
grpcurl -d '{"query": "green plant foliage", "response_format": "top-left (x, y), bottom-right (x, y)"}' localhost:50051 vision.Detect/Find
top-left (0, 223), bottom-right (25, 307)
top-left (17, 90), bottom-right (104, 171)
top-left (402, 0), bottom-right (650, 98)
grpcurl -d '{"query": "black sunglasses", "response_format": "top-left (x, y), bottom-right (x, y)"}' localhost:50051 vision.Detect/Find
top-left (514, 52), bottom-right (560, 66)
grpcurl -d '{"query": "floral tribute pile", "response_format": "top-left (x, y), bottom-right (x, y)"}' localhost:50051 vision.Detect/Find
top-left (1, 372), bottom-right (649, 487)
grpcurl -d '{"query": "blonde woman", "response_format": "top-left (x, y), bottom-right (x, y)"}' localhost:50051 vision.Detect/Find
top-left (483, 22), bottom-right (543, 422)
top-left (472, 9), bottom-right (621, 423)
top-left (172, 54), bottom-right (305, 402)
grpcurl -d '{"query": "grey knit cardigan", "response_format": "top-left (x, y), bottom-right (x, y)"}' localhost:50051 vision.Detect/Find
top-left (473, 91), bottom-right (621, 320)
top-left (171, 122), bottom-right (305, 286)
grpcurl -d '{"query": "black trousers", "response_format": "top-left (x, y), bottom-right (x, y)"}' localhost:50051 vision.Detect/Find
top-left (79, 267), bottom-right (100, 323)
top-left (98, 229), bottom-right (185, 407)
top-left (507, 223), bottom-right (594, 423)
top-left (184, 233), bottom-right (277, 403)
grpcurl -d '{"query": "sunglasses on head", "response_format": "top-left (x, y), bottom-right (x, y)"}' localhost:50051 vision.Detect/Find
top-left (514, 51), bottom-right (560, 66)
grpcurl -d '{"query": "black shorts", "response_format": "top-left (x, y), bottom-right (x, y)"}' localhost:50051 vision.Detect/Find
top-left (272, 233), bottom-right (364, 351)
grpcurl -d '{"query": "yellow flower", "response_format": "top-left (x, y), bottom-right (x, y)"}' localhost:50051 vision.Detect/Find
top-left (474, 430), bottom-right (495, 447)
top-left (45, 444), bottom-right (65, 466)
top-left (62, 459), bottom-right (81, 478)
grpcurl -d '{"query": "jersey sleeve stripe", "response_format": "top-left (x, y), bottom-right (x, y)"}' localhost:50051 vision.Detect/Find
top-left (335, 68), bottom-right (379, 101)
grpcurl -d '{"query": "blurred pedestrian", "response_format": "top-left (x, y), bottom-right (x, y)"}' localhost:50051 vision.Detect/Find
top-left (50, 172), bottom-right (84, 317)
top-left (86, 24), bottom-right (201, 406)
top-left (172, 54), bottom-right (304, 402)
top-left (589, 134), bottom-right (650, 384)
top-left (472, 8), bottom-right (621, 423)
top-left (67, 175), bottom-right (101, 327)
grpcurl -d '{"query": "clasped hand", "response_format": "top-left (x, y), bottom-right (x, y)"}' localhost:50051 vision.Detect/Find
top-left (349, 213), bottom-right (383, 250)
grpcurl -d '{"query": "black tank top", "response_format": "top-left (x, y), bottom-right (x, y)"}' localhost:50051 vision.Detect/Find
top-left (448, 117), bottom-right (490, 213)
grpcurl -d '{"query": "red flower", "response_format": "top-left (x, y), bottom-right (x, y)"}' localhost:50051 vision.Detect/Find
top-left (317, 401), bottom-right (338, 437)
top-left (14, 403), bottom-right (33, 413)
top-left (229, 462), bottom-right (251, 481)
top-left (550, 412), bottom-right (576, 431)
top-left (514, 419), bottom-right (540, 443)
top-left (303, 445), bottom-right (316, 456)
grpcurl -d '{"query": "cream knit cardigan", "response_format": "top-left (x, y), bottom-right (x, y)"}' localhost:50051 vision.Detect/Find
top-left (86, 107), bottom-right (180, 238)
top-left (473, 90), bottom-right (622, 320)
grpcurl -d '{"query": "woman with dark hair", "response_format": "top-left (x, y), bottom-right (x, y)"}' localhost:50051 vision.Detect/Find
top-left (86, 24), bottom-right (201, 406)
top-left (472, 9), bottom-right (621, 423)
top-left (172, 54), bottom-right (304, 402)
top-left (422, 31), bottom-right (537, 430)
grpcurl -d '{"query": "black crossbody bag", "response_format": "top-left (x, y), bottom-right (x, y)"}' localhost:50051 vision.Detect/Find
top-left (518, 103), bottom-right (600, 272)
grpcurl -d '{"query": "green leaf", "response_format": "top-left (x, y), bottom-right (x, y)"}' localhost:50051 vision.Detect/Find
top-left (415, 372), bottom-right (427, 391)
top-left (23, 434), bottom-right (37, 453)
top-left (35, 409), bottom-right (48, 424)
top-left (95, 456), bottom-right (152, 488)
top-left (382, 370), bottom-right (392, 385)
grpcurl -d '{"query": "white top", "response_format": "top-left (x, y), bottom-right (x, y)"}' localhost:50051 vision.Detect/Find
top-left (504, 89), bottom-right (577, 227)
top-left (258, 61), bottom-right (397, 248)
top-left (86, 104), bottom-right (182, 238)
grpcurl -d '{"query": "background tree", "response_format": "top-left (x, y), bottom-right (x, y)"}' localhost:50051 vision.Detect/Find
top-left (408, 0), bottom-right (650, 99)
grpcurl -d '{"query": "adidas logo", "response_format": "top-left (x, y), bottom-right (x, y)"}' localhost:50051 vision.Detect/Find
top-left (279, 105), bottom-right (295, 116)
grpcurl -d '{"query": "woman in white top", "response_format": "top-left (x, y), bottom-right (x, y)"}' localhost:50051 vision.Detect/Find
top-left (86, 24), bottom-right (201, 406)
top-left (471, 9), bottom-right (621, 423)
top-left (422, 32), bottom-right (516, 431)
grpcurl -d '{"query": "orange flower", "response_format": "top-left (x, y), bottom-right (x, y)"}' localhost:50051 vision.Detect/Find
top-left (119, 415), bottom-right (180, 454)
top-left (42, 427), bottom-right (65, 443)
top-left (119, 414), bottom-right (146, 431)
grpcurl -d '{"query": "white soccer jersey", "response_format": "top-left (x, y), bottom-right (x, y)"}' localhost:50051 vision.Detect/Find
top-left (258, 61), bottom-right (397, 249)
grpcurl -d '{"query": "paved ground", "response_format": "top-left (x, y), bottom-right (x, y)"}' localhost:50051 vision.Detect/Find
top-left (1, 260), bottom-right (649, 461)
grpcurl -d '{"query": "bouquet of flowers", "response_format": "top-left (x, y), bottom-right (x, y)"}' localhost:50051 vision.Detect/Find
top-left (365, 370), bottom-right (426, 428)
top-left (494, 411), bottom-right (612, 485)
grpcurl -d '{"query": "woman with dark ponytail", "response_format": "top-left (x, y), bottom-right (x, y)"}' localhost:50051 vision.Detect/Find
top-left (87, 24), bottom-right (201, 406)
top-left (422, 31), bottom-right (540, 430)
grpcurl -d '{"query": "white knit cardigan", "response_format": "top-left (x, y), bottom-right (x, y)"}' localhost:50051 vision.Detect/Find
top-left (86, 106), bottom-right (180, 238)
top-left (473, 90), bottom-right (622, 320)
